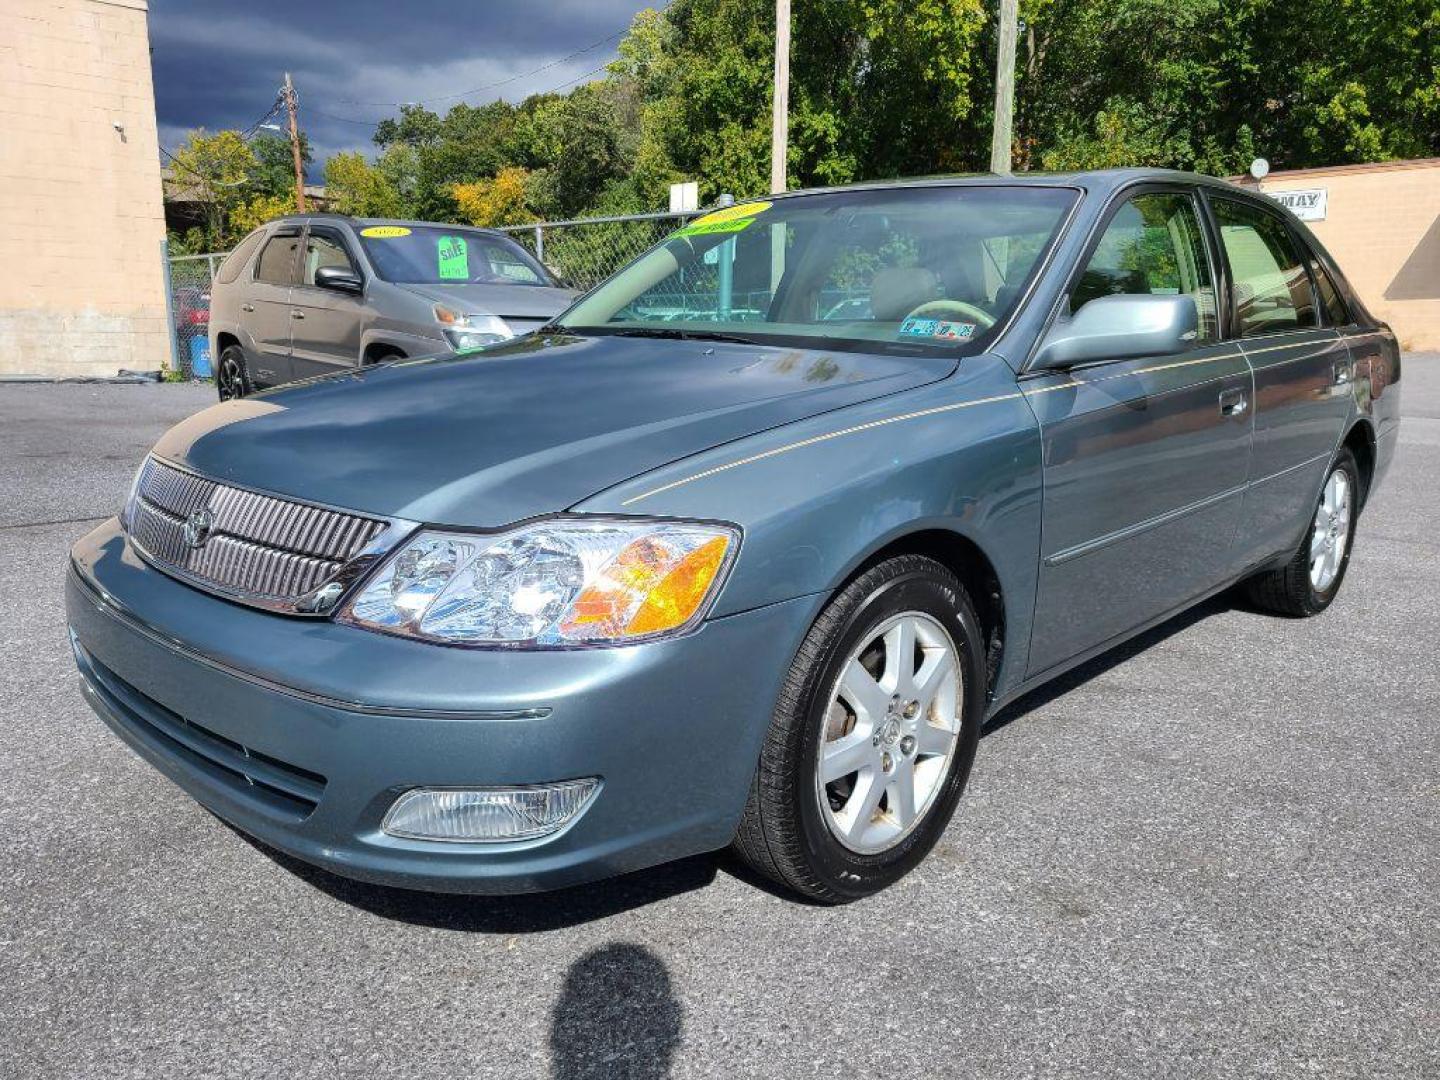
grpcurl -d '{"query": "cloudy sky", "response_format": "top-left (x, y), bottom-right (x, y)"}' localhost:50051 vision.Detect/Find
top-left (149, 0), bottom-right (656, 175)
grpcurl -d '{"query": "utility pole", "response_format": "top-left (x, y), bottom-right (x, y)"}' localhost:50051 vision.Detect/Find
top-left (990, 0), bottom-right (1019, 174)
top-left (283, 72), bottom-right (307, 213)
top-left (770, 0), bottom-right (790, 194)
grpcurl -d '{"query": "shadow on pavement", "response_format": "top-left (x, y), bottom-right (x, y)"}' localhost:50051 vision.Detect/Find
top-left (983, 592), bottom-right (1235, 735)
top-left (549, 943), bottom-right (683, 1079)
top-left (232, 830), bottom-right (720, 932)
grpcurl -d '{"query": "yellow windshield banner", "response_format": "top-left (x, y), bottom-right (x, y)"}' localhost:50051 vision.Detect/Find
top-left (359, 225), bottom-right (412, 238)
top-left (675, 200), bottom-right (773, 238)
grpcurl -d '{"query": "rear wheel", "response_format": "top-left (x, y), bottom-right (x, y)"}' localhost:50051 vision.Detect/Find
top-left (1245, 449), bottom-right (1359, 616)
top-left (215, 345), bottom-right (252, 401)
top-left (731, 555), bottom-right (984, 903)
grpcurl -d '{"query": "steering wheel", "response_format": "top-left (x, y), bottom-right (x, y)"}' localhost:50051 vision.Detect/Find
top-left (901, 299), bottom-right (997, 330)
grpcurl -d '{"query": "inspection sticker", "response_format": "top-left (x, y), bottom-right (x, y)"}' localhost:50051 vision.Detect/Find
top-left (359, 225), bottom-right (412, 238)
top-left (675, 200), bottom-right (773, 238)
top-left (437, 235), bottom-right (469, 280)
top-left (899, 317), bottom-right (976, 341)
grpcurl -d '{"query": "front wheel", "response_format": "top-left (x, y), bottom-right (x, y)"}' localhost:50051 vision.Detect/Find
top-left (1245, 448), bottom-right (1360, 616)
top-left (215, 345), bottom-right (252, 401)
top-left (731, 555), bottom-right (985, 903)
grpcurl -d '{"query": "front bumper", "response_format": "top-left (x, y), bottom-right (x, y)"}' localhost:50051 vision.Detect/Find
top-left (67, 519), bottom-right (820, 894)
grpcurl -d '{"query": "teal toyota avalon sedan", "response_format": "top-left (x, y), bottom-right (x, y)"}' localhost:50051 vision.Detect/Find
top-left (67, 171), bottom-right (1400, 902)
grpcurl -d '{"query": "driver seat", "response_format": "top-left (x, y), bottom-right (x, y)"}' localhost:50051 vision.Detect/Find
top-left (869, 267), bottom-right (941, 322)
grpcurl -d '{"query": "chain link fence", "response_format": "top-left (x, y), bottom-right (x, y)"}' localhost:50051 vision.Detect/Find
top-left (160, 210), bottom-right (710, 378)
top-left (163, 251), bottom-right (222, 380)
top-left (495, 211), bottom-right (698, 292)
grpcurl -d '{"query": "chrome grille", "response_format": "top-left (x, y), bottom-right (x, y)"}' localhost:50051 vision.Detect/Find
top-left (126, 457), bottom-right (389, 611)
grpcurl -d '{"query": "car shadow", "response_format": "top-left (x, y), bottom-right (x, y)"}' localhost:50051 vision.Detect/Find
top-left (230, 827), bottom-right (720, 933)
top-left (983, 592), bottom-right (1235, 735)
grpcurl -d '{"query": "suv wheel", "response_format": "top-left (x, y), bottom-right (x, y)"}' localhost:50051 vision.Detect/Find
top-left (216, 345), bottom-right (252, 401)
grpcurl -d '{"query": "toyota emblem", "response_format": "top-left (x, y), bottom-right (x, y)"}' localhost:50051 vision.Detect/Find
top-left (182, 507), bottom-right (215, 549)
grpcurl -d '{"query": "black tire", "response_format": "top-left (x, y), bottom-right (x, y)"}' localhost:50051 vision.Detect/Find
top-left (1245, 448), bottom-right (1360, 617)
top-left (215, 345), bottom-right (253, 401)
top-left (731, 555), bottom-right (985, 903)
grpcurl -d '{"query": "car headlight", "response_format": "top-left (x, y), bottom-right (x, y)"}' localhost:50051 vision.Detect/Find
top-left (434, 304), bottom-right (511, 352)
top-left (339, 518), bottom-right (739, 647)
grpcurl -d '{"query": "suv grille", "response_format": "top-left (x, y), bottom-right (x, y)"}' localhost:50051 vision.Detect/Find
top-left (126, 457), bottom-right (388, 612)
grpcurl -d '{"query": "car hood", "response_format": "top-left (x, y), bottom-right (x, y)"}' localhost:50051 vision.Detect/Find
top-left (152, 334), bottom-right (955, 529)
top-left (398, 281), bottom-right (576, 320)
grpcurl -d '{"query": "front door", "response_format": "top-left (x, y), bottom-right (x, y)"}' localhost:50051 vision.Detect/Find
top-left (289, 225), bottom-right (367, 381)
top-left (245, 227), bottom-right (302, 387)
top-left (1026, 189), bottom-right (1254, 677)
top-left (1207, 196), bottom-right (1356, 566)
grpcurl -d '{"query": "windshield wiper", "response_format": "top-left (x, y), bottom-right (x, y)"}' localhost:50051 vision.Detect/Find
top-left (610, 327), bottom-right (761, 345)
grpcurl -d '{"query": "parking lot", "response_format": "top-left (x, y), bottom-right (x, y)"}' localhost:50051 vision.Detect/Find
top-left (2, 363), bottom-right (1436, 1079)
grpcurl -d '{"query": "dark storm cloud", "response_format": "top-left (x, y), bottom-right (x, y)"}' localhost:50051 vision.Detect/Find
top-left (149, 0), bottom-right (653, 172)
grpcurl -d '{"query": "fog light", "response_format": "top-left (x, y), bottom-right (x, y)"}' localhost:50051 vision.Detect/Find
top-left (381, 779), bottom-right (599, 843)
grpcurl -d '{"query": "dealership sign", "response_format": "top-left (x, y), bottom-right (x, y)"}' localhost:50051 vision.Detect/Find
top-left (1267, 188), bottom-right (1328, 221)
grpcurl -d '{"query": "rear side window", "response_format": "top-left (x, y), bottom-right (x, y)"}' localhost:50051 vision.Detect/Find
top-left (1309, 257), bottom-right (1352, 326)
top-left (1213, 199), bottom-right (1317, 337)
top-left (254, 233), bottom-right (301, 285)
top-left (215, 230), bottom-right (265, 285)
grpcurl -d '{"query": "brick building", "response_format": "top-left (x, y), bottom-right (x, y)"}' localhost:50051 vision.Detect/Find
top-left (0, 0), bottom-right (168, 378)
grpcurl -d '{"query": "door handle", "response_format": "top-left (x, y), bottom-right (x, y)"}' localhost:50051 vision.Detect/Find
top-left (291, 310), bottom-right (305, 320)
top-left (240, 303), bottom-right (254, 313)
top-left (1219, 387), bottom-right (1248, 417)
top-left (1333, 358), bottom-right (1352, 386)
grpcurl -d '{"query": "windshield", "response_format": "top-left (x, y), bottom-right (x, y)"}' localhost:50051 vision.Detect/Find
top-left (558, 185), bottom-right (1076, 354)
top-left (358, 225), bottom-right (551, 287)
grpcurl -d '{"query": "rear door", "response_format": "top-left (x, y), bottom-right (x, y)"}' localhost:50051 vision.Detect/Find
top-left (1026, 187), bottom-right (1253, 677)
top-left (1207, 196), bottom-right (1353, 566)
top-left (289, 224), bottom-right (367, 381)
top-left (246, 226), bottom-right (302, 386)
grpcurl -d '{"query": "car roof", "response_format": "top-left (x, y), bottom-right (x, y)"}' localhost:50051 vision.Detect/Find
top-left (762, 168), bottom-right (1249, 203)
top-left (269, 213), bottom-right (508, 238)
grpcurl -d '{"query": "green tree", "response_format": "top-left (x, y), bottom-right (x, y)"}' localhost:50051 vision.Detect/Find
top-left (168, 129), bottom-right (255, 246)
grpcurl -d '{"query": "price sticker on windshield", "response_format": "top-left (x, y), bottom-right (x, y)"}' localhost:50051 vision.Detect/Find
top-left (359, 225), bottom-right (411, 238)
top-left (675, 201), bottom-right (772, 238)
top-left (437, 235), bottom-right (469, 280)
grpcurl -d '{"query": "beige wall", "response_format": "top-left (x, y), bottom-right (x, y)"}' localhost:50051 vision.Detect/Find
top-left (0, 0), bottom-right (168, 378)
top-left (1243, 159), bottom-right (1440, 351)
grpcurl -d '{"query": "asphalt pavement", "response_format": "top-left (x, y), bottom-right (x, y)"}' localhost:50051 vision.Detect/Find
top-left (1, 366), bottom-right (1436, 1079)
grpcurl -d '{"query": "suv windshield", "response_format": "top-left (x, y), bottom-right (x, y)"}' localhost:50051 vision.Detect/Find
top-left (358, 225), bottom-right (551, 287)
top-left (558, 185), bottom-right (1076, 354)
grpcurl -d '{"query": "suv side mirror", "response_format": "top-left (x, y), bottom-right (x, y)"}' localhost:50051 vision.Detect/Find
top-left (1034, 294), bottom-right (1199, 369)
top-left (315, 265), bottom-right (363, 294)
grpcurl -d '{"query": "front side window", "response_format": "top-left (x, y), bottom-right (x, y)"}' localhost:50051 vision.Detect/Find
top-left (302, 231), bottom-right (356, 286)
top-left (557, 186), bottom-right (1078, 356)
top-left (359, 226), bottom-right (549, 286)
top-left (1071, 192), bottom-right (1218, 343)
top-left (1213, 199), bottom-right (1317, 337)
top-left (254, 233), bottom-right (300, 285)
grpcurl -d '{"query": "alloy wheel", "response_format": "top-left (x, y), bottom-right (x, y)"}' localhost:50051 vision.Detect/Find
top-left (1309, 469), bottom-right (1352, 592)
top-left (816, 611), bottom-right (962, 855)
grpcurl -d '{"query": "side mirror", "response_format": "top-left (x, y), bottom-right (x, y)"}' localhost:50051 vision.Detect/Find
top-left (1034, 294), bottom-right (1199, 369)
top-left (315, 265), bottom-right (363, 294)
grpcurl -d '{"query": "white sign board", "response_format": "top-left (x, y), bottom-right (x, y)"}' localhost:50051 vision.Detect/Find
top-left (669, 181), bottom-right (699, 214)
top-left (1267, 188), bottom-right (1328, 221)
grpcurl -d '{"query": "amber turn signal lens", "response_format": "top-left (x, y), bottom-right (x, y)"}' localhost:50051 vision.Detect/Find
top-left (561, 533), bottom-right (732, 640)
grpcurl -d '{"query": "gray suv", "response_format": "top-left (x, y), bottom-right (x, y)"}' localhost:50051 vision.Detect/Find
top-left (208, 215), bottom-right (576, 399)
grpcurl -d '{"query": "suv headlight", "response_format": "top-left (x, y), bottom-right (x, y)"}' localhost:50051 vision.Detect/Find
top-left (434, 305), bottom-right (511, 352)
top-left (339, 518), bottom-right (739, 647)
